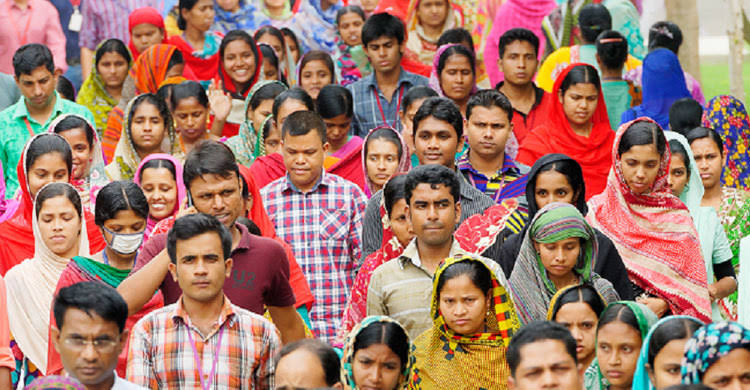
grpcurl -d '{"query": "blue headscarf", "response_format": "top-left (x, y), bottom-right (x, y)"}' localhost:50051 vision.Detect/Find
top-left (211, 0), bottom-right (271, 34)
top-left (682, 321), bottom-right (750, 384)
top-left (620, 48), bottom-right (691, 129)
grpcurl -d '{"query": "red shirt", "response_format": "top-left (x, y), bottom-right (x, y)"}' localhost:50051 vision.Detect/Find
top-left (496, 82), bottom-right (552, 143)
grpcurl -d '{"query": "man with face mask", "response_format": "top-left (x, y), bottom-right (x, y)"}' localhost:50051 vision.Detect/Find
top-left (118, 141), bottom-right (306, 344)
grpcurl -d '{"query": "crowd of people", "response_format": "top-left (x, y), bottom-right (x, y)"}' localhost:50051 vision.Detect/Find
top-left (0, 0), bottom-right (749, 388)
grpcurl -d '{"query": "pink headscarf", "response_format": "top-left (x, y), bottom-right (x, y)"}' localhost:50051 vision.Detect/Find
top-left (428, 44), bottom-right (478, 99)
top-left (133, 154), bottom-right (186, 242)
top-left (483, 0), bottom-right (556, 86)
top-left (0, 164), bottom-right (18, 223)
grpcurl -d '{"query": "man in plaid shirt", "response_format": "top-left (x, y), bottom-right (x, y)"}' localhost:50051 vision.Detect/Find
top-left (261, 111), bottom-right (367, 342)
top-left (127, 214), bottom-right (281, 389)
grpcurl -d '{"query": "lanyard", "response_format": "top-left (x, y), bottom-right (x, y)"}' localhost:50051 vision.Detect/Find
top-left (23, 117), bottom-right (34, 137)
top-left (373, 85), bottom-right (404, 129)
top-left (7, 2), bottom-right (33, 45)
top-left (186, 324), bottom-right (225, 390)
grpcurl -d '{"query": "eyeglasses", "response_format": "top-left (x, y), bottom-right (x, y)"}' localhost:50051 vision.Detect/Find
top-left (63, 337), bottom-right (119, 353)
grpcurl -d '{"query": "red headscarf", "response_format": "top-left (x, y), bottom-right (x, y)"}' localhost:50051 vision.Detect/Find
top-left (127, 7), bottom-right (167, 60)
top-left (218, 36), bottom-right (263, 100)
top-left (517, 63), bottom-right (613, 199)
top-left (0, 135), bottom-right (105, 275)
top-left (586, 118), bottom-right (711, 322)
top-left (167, 33), bottom-right (222, 82)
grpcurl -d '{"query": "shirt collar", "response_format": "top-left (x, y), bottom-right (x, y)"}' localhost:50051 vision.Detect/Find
top-left (9, 0), bottom-right (32, 10)
top-left (398, 238), bottom-right (465, 269)
top-left (172, 294), bottom-right (237, 333)
top-left (282, 169), bottom-right (330, 193)
top-left (494, 82), bottom-right (546, 111)
top-left (457, 148), bottom-right (520, 176)
top-left (365, 67), bottom-right (414, 91)
top-left (12, 91), bottom-right (63, 123)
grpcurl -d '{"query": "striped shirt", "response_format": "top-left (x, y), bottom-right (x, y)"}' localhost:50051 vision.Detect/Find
top-left (260, 171), bottom-right (367, 342)
top-left (79, 0), bottom-right (164, 50)
top-left (457, 149), bottom-right (528, 204)
top-left (367, 239), bottom-right (505, 339)
top-left (126, 296), bottom-right (280, 389)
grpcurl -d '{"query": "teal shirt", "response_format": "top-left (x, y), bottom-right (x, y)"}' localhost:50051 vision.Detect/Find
top-left (0, 91), bottom-right (94, 198)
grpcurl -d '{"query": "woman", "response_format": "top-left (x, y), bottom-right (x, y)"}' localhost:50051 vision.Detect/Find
top-left (631, 316), bottom-right (703, 390)
top-left (687, 126), bottom-right (750, 321)
top-left (77, 39), bottom-right (133, 135)
top-left (702, 95), bottom-right (750, 190)
top-left (587, 118), bottom-right (711, 322)
top-left (586, 301), bottom-right (658, 390)
top-left (128, 7), bottom-right (168, 61)
top-left (428, 44), bottom-right (477, 116)
top-left (167, 0), bottom-right (222, 83)
top-left (508, 202), bottom-right (619, 324)
top-left (290, 0), bottom-right (342, 53)
top-left (596, 30), bottom-right (641, 131)
top-left (133, 154), bottom-right (186, 242)
top-left (298, 51), bottom-right (335, 101)
top-left (259, 44), bottom-right (284, 83)
top-left (46, 181), bottom-right (164, 378)
top-left (484, 0), bottom-right (555, 86)
top-left (341, 316), bottom-right (412, 390)
top-left (226, 80), bottom-right (288, 166)
top-left (338, 176), bottom-right (413, 343)
top-left (405, 0), bottom-right (464, 66)
top-left (547, 283), bottom-right (607, 372)
top-left (105, 94), bottom-right (180, 181)
top-left (0, 134), bottom-right (105, 275)
top-left (362, 127), bottom-right (410, 197)
top-left (211, 0), bottom-right (270, 34)
top-left (499, 154), bottom-right (632, 299)
top-left (666, 132), bottom-right (737, 320)
top-left (517, 64), bottom-right (614, 199)
top-left (261, 0), bottom-right (298, 29)
top-left (409, 255), bottom-right (519, 389)
top-left (249, 87), bottom-right (314, 188)
top-left (281, 28), bottom-right (301, 65)
top-left (211, 30), bottom-right (263, 138)
top-left (102, 44), bottom-right (185, 161)
top-left (335, 6), bottom-right (371, 86)
top-left (318, 85), bottom-right (367, 192)
top-left (6, 183), bottom-right (90, 387)
top-left (255, 26), bottom-right (297, 85)
top-left (620, 48), bottom-right (691, 129)
top-left (171, 81), bottom-right (222, 155)
top-left (681, 321), bottom-right (750, 387)
top-left (49, 114), bottom-right (109, 211)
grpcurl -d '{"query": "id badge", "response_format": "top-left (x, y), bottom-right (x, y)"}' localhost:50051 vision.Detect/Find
top-left (68, 7), bottom-right (82, 32)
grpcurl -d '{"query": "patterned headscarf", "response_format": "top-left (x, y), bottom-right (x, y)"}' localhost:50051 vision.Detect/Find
top-left (27, 376), bottom-right (86, 390)
top-left (409, 255), bottom-right (520, 389)
top-left (681, 321), bottom-right (750, 384)
top-left (509, 202), bottom-right (619, 325)
top-left (341, 316), bottom-right (412, 389)
top-left (427, 44), bottom-right (478, 100)
top-left (702, 95), bottom-right (750, 190)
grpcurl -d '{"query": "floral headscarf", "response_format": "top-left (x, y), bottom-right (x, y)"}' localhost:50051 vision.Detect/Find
top-left (681, 321), bottom-right (750, 384)
top-left (702, 95), bottom-right (750, 190)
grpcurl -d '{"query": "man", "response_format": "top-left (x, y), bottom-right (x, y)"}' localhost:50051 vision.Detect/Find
top-left (275, 339), bottom-right (343, 389)
top-left (118, 141), bottom-right (306, 343)
top-left (261, 110), bottom-right (367, 342)
top-left (127, 213), bottom-right (281, 388)
top-left (495, 28), bottom-right (551, 143)
top-left (346, 13), bottom-right (428, 137)
top-left (0, 0), bottom-right (68, 74)
top-left (459, 89), bottom-right (528, 204)
top-left (507, 321), bottom-right (583, 390)
top-left (0, 44), bottom-right (94, 197)
top-left (79, 0), bottom-right (163, 77)
top-left (51, 281), bottom-right (145, 390)
top-left (361, 97), bottom-right (496, 260)
top-left (367, 164), bottom-right (506, 338)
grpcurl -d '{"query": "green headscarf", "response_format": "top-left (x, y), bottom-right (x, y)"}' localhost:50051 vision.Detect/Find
top-left (584, 301), bottom-right (658, 390)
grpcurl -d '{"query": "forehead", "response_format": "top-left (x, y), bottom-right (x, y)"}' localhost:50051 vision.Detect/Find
top-left (367, 36), bottom-right (398, 47)
top-left (468, 105), bottom-right (509, 122)
top-left (502, 40), bottom-right (537, 55)
top-left (175, 231), bottom-right (225, 256)
top-left (60, 307), bottom-right (119, 334)
top-left (411, 182), bottom-right (454, 200)
top-left (283, 130), bottom-right (324, 148)
top-left (563, 83), bottom-right (599, 96)
top-left (189, 172), bottom-right (238, 192)
top-left (18, 66), bottom-right (54, 81)
top-left (415, 116), bottom-right (457, 135)
top-left (518, 339), bottom-right (574, 367)
top-left (443, 54), bottom-right (472, 67)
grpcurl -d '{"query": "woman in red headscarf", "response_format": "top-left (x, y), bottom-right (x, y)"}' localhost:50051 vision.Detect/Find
top-left (517, 63), bottom-right (613, 200)
top-left (128, 7), bottom-right (168, 61)
top-left (167, 0), bottom-right (223, 83)
top-left (0, 134), bottom-right (105, 275)
top-left (208, 31), bottom-right (263, 138)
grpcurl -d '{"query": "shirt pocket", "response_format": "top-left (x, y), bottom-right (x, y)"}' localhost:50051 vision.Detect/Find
top-left (319, 207), bottom-right (348, 242)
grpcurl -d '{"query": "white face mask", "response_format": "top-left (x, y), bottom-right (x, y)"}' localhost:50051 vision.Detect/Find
top-left (103, 227), bottom-right (145, 255)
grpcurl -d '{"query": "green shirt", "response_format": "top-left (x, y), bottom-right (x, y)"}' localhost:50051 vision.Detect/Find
top-left (0, 91), bottom-right (94, 198)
